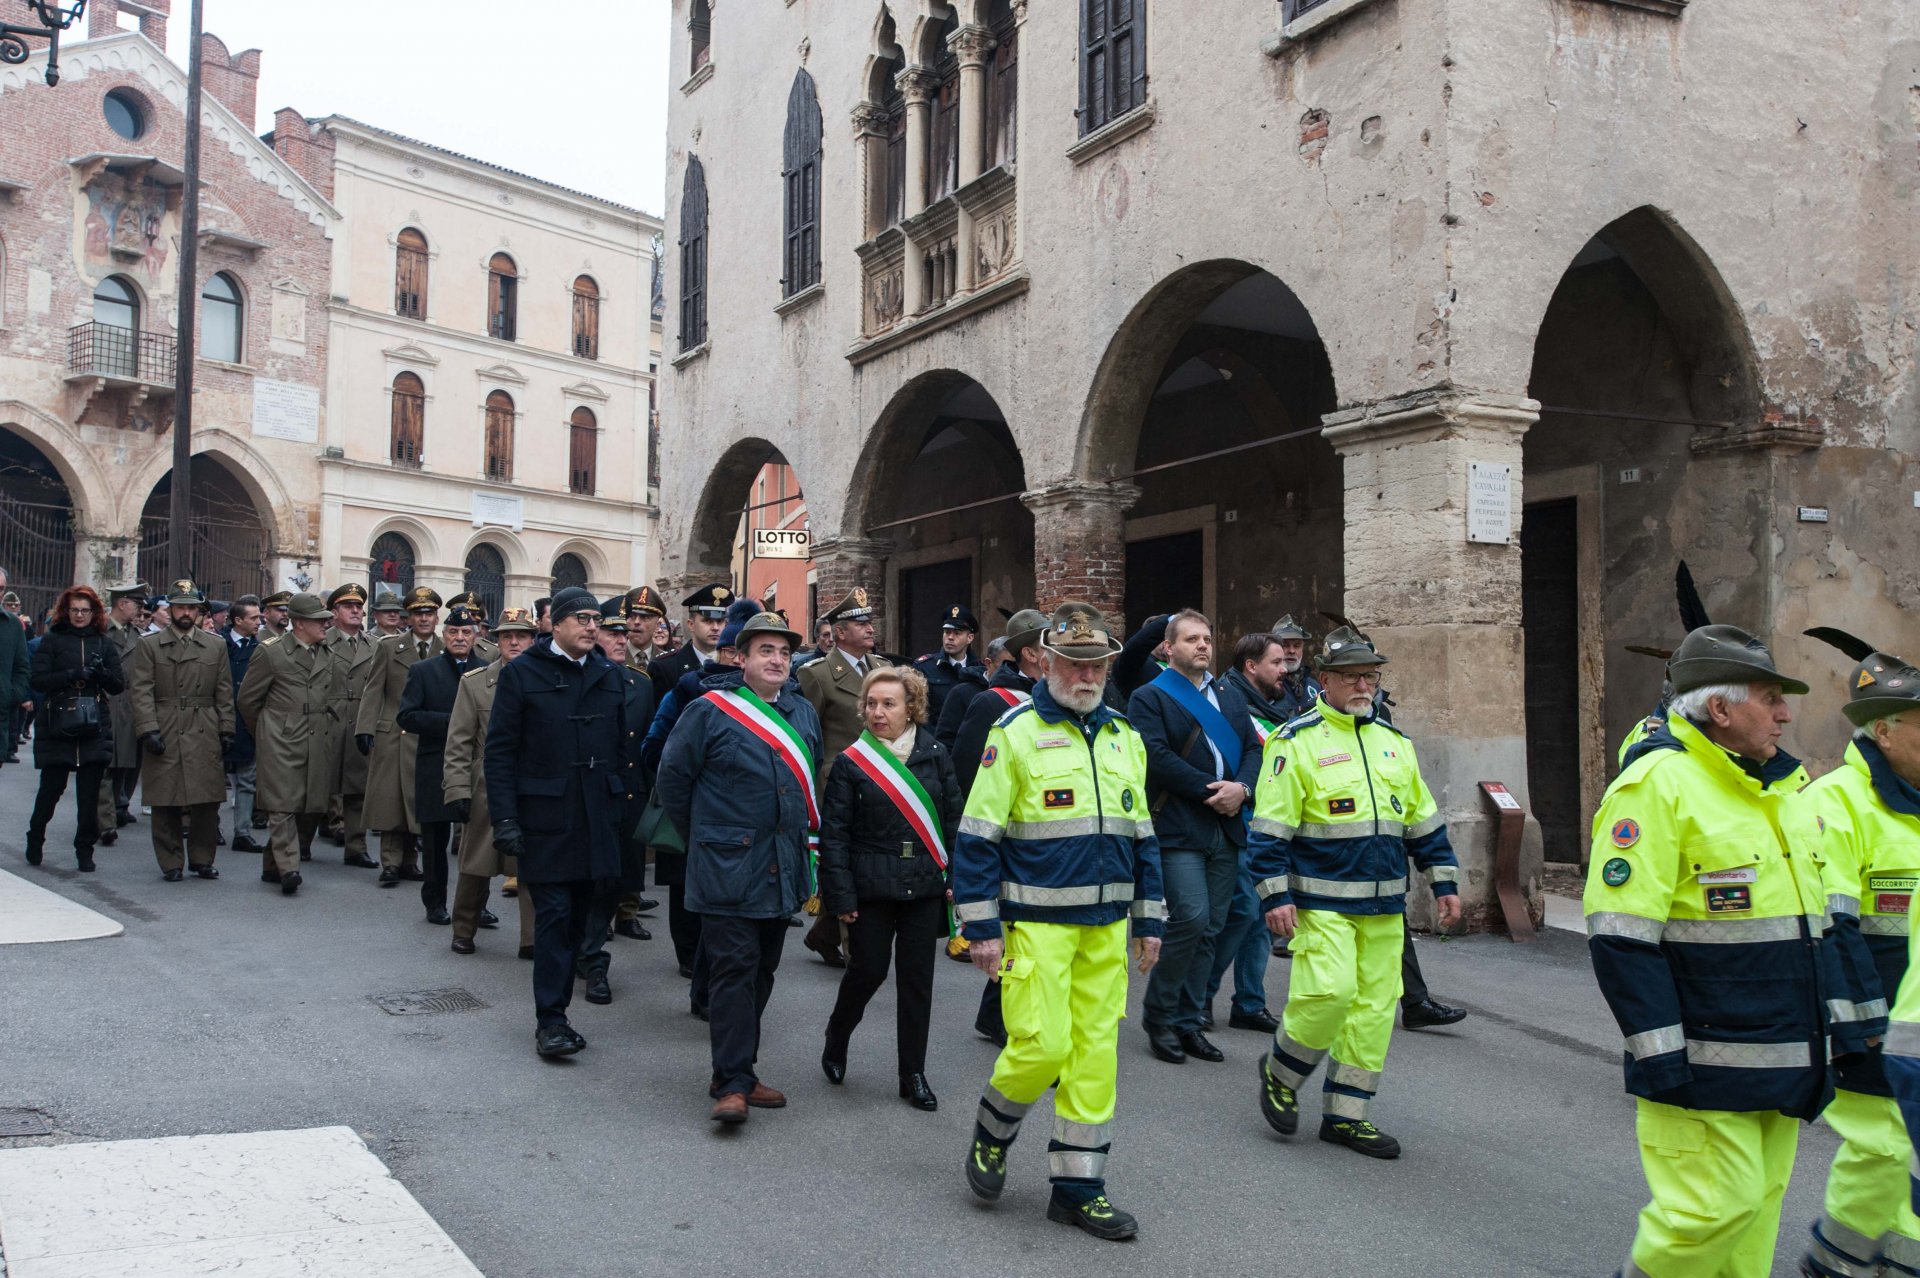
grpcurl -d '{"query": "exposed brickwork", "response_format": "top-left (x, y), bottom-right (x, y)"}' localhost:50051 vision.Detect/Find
top-left (810, 536), bottom-right (890, 627)
top-left (269, 107), bottom-right (335, 200)
top-left (199, 34), bottom-right (259, 127)
top-left (1020, 481), bottom-right (1139, 623)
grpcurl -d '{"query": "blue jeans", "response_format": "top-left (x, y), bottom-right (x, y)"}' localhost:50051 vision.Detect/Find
top-left (1205, 859), bottom-right (1271, 1017)
top-left (1142, 829), bottom-right (1238, 1032)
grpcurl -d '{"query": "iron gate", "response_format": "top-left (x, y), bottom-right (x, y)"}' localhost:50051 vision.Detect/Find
top-left (463, 545), bottom-right (505, 621)
top-left (0, 497), bottom-right (77, 626)
top-left (369, 532), bottom-right (416, 599)
top-left (550, 552), bottom-right (587, 595)
top-left (138, 514), bottom-right (271, 604)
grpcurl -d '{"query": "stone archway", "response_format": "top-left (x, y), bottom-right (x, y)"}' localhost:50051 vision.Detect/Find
top-left (136, 454), bottom-right (275, 602)
top-left (0, 426), bottom-right (80, 624)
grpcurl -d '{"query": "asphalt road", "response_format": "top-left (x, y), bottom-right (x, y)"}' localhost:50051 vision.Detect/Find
top-left (0, 759), bottom-right (1840, 1277)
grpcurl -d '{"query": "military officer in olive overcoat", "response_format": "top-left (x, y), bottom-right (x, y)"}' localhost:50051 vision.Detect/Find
top-left (127, 579), bottom-right (235, 878)
top-left (323, 583), bottom-right (381, 869)
top-left (356, 585), bottom-right (442, 883)
top-left (259, 590), bottom-right (293, 642)
top-left (238, 593), bottom-right (340, 894)
top-left (95, 581), bottom-right (146, 841)
top-left (443, 606), bottom-right (540, 956)
top-left (624, 586), bottom-right (667, 676)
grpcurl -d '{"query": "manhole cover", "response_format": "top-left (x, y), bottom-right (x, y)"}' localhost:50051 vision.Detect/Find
top-left (0, 1109), bottom-right (53, 1137)
top-left (369, 988), bottom-right (489, 1016)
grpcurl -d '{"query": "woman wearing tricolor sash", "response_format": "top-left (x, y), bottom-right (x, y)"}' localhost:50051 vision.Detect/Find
top-left (817, 667), bottom-right (963, 1112)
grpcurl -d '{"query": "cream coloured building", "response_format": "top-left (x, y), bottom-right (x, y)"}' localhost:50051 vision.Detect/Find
top-left (270, 113), bottom-right (661, 615)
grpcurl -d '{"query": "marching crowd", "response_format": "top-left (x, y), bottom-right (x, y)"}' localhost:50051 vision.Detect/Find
top-left (5, 556), bottom-right (1920, 1268)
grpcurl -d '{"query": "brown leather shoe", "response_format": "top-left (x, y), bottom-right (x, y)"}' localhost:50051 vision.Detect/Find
top-left (710, 1093), bottom-right (748, 1124)
top-left (744, 1082), bottom-right (787, 1109)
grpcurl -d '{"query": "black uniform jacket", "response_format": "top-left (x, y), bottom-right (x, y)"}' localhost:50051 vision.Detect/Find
top-left (398, 649), bottom-right (486, 824)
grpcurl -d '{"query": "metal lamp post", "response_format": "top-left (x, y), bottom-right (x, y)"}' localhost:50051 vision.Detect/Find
top-left (0, 0), bottom-right (89, 87)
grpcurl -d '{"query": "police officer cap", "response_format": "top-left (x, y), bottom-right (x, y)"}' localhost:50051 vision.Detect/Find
top-left (626, 585), bottom-right (666, 619)
top-left (1668, 624), bottom-right (1808, 696)
top-left (681, 582), bottom-right (734, 619)
top-left (286, 593), bottom-right (331, 622)
top-left (1805, 628), bottom-right (1920, 727)
top-left (734, 611), bottom-right (803, 651)
top-left (1003, 607), bottom-right (1049, 656)
top-left (494, 606), bottom-right (538, 634)
top-left (326, 583), bottom-right (368, 608)
top-left (261, 590), bottom-right (293, 609)
top-left (597, 596), bottom-right (631, 633)
top-left (941, 604), bottom-right (979, 633)
top-left (1314, 625), bottom-right (1387, 670)
top-left (717, 598), bottom-right (766, 649)
top-left (822, 587), bottom-right (876, 625)
top-left (167, 578), bottom-right (206, 607)
top-left (370, 586), bottom-right (404, 612)
top-left (1271, 614), bottom-right (1310, 642)
top-left (444, 606), bottom-right (481, 628)
top-left (405, 586), bottom-right (443, 612)
top-left (548, 587), bottom-right (599, 624)
top-left (1039, 602), bottom-right (1123, 662)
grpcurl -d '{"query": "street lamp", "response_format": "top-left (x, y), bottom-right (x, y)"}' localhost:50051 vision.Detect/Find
top-left (0, 1), bottom-right (89, 87)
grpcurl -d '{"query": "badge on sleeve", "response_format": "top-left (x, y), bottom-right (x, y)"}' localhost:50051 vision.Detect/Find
top-left (1121, 788), bottom-right (1135, 812)
top-left (980, 745), bottom-right (998, 769)
top-left (1272, 755), bottom-right (1287, 777)
top-left (1611, 819), bottom-right (1641, 849)
top-left (1389, 795), bottom-right (1403, 814)
top-left (1602, 857), bottom-right (1632, 888)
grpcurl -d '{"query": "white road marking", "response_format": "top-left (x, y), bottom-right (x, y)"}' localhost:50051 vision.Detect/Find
top-left (0, 867), bottom-right (122, 945)
top-left (0, 1126), bottom-right (482, 1277)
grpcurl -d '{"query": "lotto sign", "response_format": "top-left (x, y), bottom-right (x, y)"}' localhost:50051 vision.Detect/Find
top-left (751, 528), bottom-right (812, 560)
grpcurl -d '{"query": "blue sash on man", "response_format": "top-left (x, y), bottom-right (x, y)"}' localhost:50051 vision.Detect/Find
top-left (1149, 667), bottom-right (1243, 779)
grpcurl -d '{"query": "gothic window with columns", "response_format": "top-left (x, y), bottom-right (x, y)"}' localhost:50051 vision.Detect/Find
top-left (679, 156), bottom-right (709, 349)
top-left (985, 0), bottom-right (1019, 167)
top-left (1078, 0), bottom-right (1147, 136)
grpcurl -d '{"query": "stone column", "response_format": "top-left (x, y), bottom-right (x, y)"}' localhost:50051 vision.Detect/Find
top-left (850, 102), bottom-right (891, 242)
top-left (896, 67), bottom-right (937, 315)
top-left (1021, 480), bottom-right (1141, 623)
top-left (811, 535), bottom-right (896, 631)
top-left (950, 24), bottom-right (995, 295)
top-left (1322, 386), bottom-right (1541, 933)
top-left (74, 534), bottom-right (140, 593)
top-left (657, 570), bottom-right (727, 608)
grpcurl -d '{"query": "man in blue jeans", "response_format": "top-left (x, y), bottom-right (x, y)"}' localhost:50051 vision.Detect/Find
top-left (1128, 609), bottom-right (1262, 1063)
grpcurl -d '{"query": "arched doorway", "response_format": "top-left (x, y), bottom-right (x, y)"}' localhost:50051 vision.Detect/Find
top-left (550, 552), bottom-right (588, 594)
top-left (0, 427), bottom-right (77, 625)
top-left (685, 438), bottom-right (814, 633)
top-left (369, 531), bottom-right (416, 597)
top-left (851, 373), bottom-right (1031, 656)
top-left (1081, 263), bottom-right (1341, 643)
top-left (138, 456), bottom-right (273, 601)
top-left (463, 543), bottom-right (506, 620)
top-left (1522, 207), bottom-right (1764, 861)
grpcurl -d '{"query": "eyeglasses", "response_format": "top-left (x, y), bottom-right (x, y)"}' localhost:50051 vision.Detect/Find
top-left (1326, 670), bottom-right (1383, 686)
top-left (569, 614), bottom-right (602, 626)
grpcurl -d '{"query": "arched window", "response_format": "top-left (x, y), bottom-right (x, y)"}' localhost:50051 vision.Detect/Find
top-left (463, 544), bottom-right (506, 622)
top-left (93, 274), bottom-right (138, 330)
top-left (487, 252), bottom-right (518, 342)
top-left (390, 372), bottom-right (425, 465)
top-left (551, 553), bottom-right (588, 594)
top-left (1079, 0), bottom-right (1147, 136)
top-left (568, 406), bottom-right (598, 495)
top-left (395, 227), bottom-right (429, 319)
top-left (689, 0), bottom-right (711, 74)
top-left (679, 157), bottom-right (708, 350)
top-left (201, 272), bottom-right (243, 363)
top-left (369, 532), bottom-right (416, 596)
top-left (986, 0), bottom-right (1019, 168)
top-left (571, 275), bottom-right (600, 359)
top-left (782, 69), bottom-right (822, 298)
top-left (927, 14), bottom-right (960, 204)
top-left (91, 275), bottom-right (140, 378)
top-left (484, 390), bottom-right (514, 480)
top-left (881, 62), bottom-right (906, 229)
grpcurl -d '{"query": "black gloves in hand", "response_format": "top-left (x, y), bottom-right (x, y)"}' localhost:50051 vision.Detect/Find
top-left (446, 798), bottom-right (471, 825)
top-left (140, 732), bottom-right (166, 756)
top-left (355, 733), bottom-right (373, 757)
top-left (220, 733), bottom-right (236, 755)
top-left (492, 818), bottom-right (526, 860)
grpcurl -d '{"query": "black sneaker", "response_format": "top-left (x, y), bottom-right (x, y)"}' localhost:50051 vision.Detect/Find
top-left (1047, 1194), bottom-right (1139, 1241)
top-left (1319, 1117), bottom-right (1401, 1159)
top-left (965, 1138), bottom-right (1008, 1201)
top-left (1259, 1057), bottom-right (1299, 1136)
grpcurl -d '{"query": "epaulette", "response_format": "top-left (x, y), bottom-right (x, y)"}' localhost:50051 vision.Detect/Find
top-left (993, 701), bottom-right (1035, 729)
top-left (1277, 709), bottom-right (1323, 740)
top-left (261, 634), bottom-right (282, 647)
top-left (459, 664), bottom-right (490, 682)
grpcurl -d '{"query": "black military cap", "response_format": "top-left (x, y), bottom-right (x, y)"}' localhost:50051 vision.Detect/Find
top-left (598, 596), bottom-right (631, 633)
top-left (941, 604), bottom-right (979, 633)
top-left (1669, 625), bottom-right (1807, 695)
top-left (682, 582), bottom-right (734, 619)
top-left (444, 606), bottom-right (481, 628)
top-left (549, 587), bottom-right (600, 624)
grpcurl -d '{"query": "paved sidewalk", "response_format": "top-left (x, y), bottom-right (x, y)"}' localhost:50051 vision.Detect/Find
top-left (0, 866), bottom-right (121, 946)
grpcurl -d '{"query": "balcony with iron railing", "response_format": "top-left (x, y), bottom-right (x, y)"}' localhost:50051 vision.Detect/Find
top-left (67, 322), bottom-right (177, 394)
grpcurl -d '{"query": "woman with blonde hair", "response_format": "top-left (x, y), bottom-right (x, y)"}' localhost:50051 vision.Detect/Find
top-left (817, 666), bottom-right (962, 1110)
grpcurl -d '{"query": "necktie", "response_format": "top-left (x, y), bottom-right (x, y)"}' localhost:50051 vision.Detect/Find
top-left (418, 641), bottom-right (428, 660)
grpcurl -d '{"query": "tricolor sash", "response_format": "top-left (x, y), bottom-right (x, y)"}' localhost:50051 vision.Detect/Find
top-left (1252, 715), bottom-right (1278, 745)
top-left (990, 687), bottom-right (1030, 709)
top-left (702, 687), bottom-right (821, 850)
top-left (843, 731), bottom-right (949, 870)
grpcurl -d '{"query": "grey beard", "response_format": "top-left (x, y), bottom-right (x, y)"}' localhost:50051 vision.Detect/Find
top-left (1047, 674), bottom-right (1104, 715)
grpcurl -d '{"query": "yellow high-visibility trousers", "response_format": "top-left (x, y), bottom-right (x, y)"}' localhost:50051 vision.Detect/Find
top-left (1805, 1087), bottom-right (1920, 1276)
top-left (973, 919), bottom-right (1129, 1191)
top-left (1269, 910), bottom-right (1403, 1119)
top-left (1624, 1099), bottom-right (1799, 1278)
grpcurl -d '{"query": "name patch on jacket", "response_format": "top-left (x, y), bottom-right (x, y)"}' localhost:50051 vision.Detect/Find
top-left (1035, 734), bottom-right (1072, 749)
top-left (1328, 797), bottom-right (1358, 816)
top-left (1043, 788), bottom-right (1075, 809)
top-left (1705, 885), bottom-right (1753, 914)
top-left (1696, 867), bottom-right (1757, 885)
top-left (1870, 875), bottom-right (1916, 916)
top-left (1317, 753), bottom-right (1352, 767)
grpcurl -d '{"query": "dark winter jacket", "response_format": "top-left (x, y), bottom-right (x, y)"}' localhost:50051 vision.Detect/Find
top-left (31, 621), bottom-right (125, 769)
top-left (399, 649), bottom-right (486, 825)
top-left (222, 628), bottom-right (260, 768)
top-left (1127, 671), bottom-right (1263, 850)
top-left (817, 726), bottom-right (962, 917)
top-left (952, 664), bottom-right (1035, 798)
top-left (932, 661), bottom-right (992, 749)
top-left (0, 606), bottom-right (29, 710)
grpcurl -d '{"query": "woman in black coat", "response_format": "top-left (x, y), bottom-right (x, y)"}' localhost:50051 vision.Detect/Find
top-left (26, 586), bottom-right (125, 871)
top-left (817, 667), bottom-right (962, 1110)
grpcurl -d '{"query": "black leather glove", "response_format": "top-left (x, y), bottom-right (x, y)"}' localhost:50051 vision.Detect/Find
top-left (492, 818), bottom-right (526, 860)
top-left (220, 733), bottom-right (236, 755)
top-left (355, 733), bottom-right (373, 757)
top-left (446, 798), bottom-right (471, 825)
top-left (140, 731), bottom-right (165, 756)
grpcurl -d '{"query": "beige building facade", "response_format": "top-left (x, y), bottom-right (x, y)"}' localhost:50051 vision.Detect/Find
top-left (270, 114), bottom-right (662, 616)
top-left (660, 0), bottom-right (1920, 923)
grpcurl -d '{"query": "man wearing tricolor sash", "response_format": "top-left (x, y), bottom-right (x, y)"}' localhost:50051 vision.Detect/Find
top-left (658, 611), bottom-right (824, 1126)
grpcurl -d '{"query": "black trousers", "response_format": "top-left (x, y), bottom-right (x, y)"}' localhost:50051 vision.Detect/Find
top-left (668, 882), bottom-right (702, 972)
top-left (826, 896), bottom-right (945, 1076)
top-left (419, 822), bottom-right (453, 913)
top-left (1401, 917), bottom-right (1430, 1007)
top-left (704, 914), bottom-right (788, 1096)
top-left (528, 880), bottom-right (597, 1029)
top-left (29, 762), bottom-right (105, 852)
top-left (574, 885), bottom-right (623, 979)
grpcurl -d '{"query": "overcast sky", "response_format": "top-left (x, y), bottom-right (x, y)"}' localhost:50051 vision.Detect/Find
top-left (151, 0), bottom-right (671, 213)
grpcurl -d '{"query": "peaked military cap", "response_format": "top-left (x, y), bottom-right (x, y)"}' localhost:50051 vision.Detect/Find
top-left (370, 585), bottom-right (404, 612)
top-left (682, 583), bottom-right (734, 618)
top-left (598, 596), bottom-right (631, 632)
top-left (941, 604), bottom-right (979, 632)
top-left (494, 606), bottom-right (538, 634)
top-left (106, 581), bottom-right (148, 604)
top-left (1668, 624), bottom-right (1808, 695)
top-left (287, 593), bottom-right (331, 622)
top-left (1004, 607), bottom-right (1049, 656)
top-left (261, 590), bottom-right (294, 609)
top-left (326, 583), bottom-right (368, 608)
top-left (404, 586), bottom-right (443, 612)
top-left (1040, 601), bottom-right (1123, 662)
top-left (166, 578), bottom-right (206, 607)
top-left (444, 605), bottom-right (481, 628)
top-left (1314, 625), bottom-right (1387, 670)
top-left (822, 587), bottom-right (876, 625)
top-left (1271, 614), bottom-right (1310, 642)
top-left (1804, 628), bottom-right (1920, 727)
top-left (735, 611), bottom-right (803, 651)
top-left (446, 590), bottom-right (487, 618)
top-left (626, 585), bottom-right (666, 619)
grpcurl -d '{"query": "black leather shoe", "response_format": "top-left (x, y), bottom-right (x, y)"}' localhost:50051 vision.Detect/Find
top-left (821, 1052), bottom-right (846, 1085)
top-left (634, 896), bottom-right (660, 913)
top-left (378, 867), bottom-right (400, 887)
top-left (191, 865), bottom-right (219, 880)
top-left (803, 932), bottom-right (847, 967)
top-left (518, 945), bottom-right (535, 961)
top-left (1145, 1024), bottom-right (1187, 1063)
top-left (162, 868), bottom-right (184, 882)
top-left (536, 1025), bottom-right (582, 1058)
top-left (1179, 1030), bottom-right (1224, 1062)
top-left (1047, 1194), bottom-right (1138, 1241)
top-left (786, 915), bottom-right (804, 928)
top-left (614, 918), bottom-right (651, 940)
top-left (584, 974), bottom-right (612, 1004)
top-left (397, 866), bottom-right (425, 882)
top-left (677, 963), bottom-right (695, 979)
top-left (231, 835), bottom-right (264, 854)
top-left (24, 837), bottom-right (42, 866)
top-left (425, 908), bottom-right (451, 925)
top-left (900, 1073), bottom-right (938, 1111)
top-left (1229, 1008), bottom-right (1281, 1033)
top-left (1402, 998), bottom-right (1468, 1031)
top-left (99, 829), bottom-right (117, 847)
top-left (260, 866), bottom-right (281, 883)
top-left (299, 848), bottom-right (312, 861)
top-left (451, 936), bottom-right (476, 954)
top-left (1259, 1055), bottom-right (1300, 1136)
top-left (281, 871), bottom-right (301, 896)
top-left (117, 812), bottom-right (136, 828)
top-left (215, 829), bottom-right (225, 847)
top-left (342, 853), bottom-right (376, 868)
top-left (1271, 939), bottom-right (1292, 959)
top-left (250, 814), bottom-right (267, 830)
top-left (691, 1001), bottom-right (709, 1022)
top-left (76, 852), bottom-right (95, 873)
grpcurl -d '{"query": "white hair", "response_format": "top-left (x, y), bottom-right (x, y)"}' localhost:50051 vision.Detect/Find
top-left (1670, 682), bottom-right (1752, 721)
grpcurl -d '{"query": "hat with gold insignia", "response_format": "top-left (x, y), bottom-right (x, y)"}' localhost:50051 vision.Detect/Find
top-left (1314, 625), bottom-right (1388, 671)
top-left (598, 596), bottom-right (631, 633)
top-left (494, 606), bottom-right (538, 635)
top-left (822, 587), bottom-right (876, 625)
top-left (1806, 628), bottom-right (1920, 727)
top-left (261, 590), bottom-right (293, 610)
top-left (735, 610), bottom-right (803, 651)
top-left (326, 583), bottom-right (368, 608)
top-left (404, 586), bottom-right (443, 612)
top-left (682, 582), bottom-right (733, 620)
top-left (1039, 601), bottom-right (1123, 662)
top-left (446, 590), bottom-right (488, 619)
top-left (626, 585), bottom-right (666, 619)
top-left (166, 578), bottom-right (206, 607)
top-left (444, 606), bottom-right (481, 628)
top-left (941, 604), bottom-right (979, 633)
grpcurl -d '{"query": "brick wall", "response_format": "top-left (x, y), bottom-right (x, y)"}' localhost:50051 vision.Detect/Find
top-left (268, 108), bottom-right (335, 200)
top-left (1022, 482), bottom-right (1138, 623)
